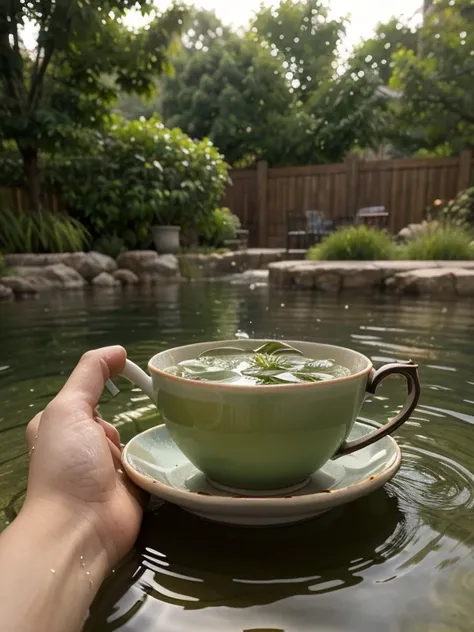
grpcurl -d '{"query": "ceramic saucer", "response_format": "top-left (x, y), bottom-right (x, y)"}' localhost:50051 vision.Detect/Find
top-left (122, 421), bottom-right (401, 527)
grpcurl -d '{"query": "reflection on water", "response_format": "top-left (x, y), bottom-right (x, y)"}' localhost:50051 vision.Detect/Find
top-left (1, 285), bottom-right (474, 631)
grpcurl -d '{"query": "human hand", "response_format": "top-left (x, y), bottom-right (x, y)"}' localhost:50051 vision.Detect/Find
top-left (24, 346), bottom-right (145, 571)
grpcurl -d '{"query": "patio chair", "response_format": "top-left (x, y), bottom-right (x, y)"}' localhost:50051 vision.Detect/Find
top-left (355, 206), bottom-right (389, 230)
top-left (287, 210), bottom-right (336, 251)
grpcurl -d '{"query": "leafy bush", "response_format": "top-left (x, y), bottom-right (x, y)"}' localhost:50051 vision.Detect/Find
top-left (307, 226), bottom-right (396, 261)
top-left (399, 225), bottom-right (474, 260)
top-left (0, 207), bottom-right (89, 254)
top-left (0, 117), bottom-right (229, 249)
top-left (425, 188), bottom-right (474, 227)
top-left (93, 234), bottom-right (127, 259)
top-left (199, 207), bottom-right (241, 248)
top-left (45, 117), bottom-right (229, 247)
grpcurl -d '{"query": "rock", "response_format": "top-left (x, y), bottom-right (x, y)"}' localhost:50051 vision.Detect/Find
top-left (0, 276), bottom-right (40, 295)
top-left (113, 269), bottom-right (140, 285)
top-left (292, 266), bottom-right (316, 289)
top-left (313, 268), bottom-right (342, 293)
top-left (229, 270), bottom-right (269, 285)
top-left (397, 221), bottom-right (438, 242)
top-left (92, 272), bottom-right (120, 287)
top-left (155, 254), bottom-right (180, 277)
top-left (0, 284), bottom-right (14, 300)
top-left (453, 270), bottom-right (474, 296)
top-left (341, 265), bottom-right (385, 291)
top-left (213, 252), bottom-right (247, 276)
top-left (63, 252), bottom-right (117, 281)
top-left (3, 254), bottom-right (49, 267)
top-left (268, 261), bottom-right (299, 288)
top-left (116, 251), bottom-right (180, 282)
top-left (9, 264), bottom-right (85, 290)
top-left (385, 268), bottom-right (457, 295)
top-left (42, 263), bottom-right (86, 289)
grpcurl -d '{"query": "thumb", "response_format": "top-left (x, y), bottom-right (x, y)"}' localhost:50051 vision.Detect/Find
top-left (55, 346), bottom-right (127, 414)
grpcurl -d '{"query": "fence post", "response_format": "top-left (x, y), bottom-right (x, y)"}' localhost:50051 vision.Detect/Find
top-left (345, 154), bottom-right (360, 217)
top-left (257, 161), bottom-right (268, 247)
top-left (457, 149), bottom-right (472, 191)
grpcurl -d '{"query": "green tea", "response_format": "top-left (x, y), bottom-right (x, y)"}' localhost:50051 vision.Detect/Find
top-left (164, 341), bottom-right (351, 386)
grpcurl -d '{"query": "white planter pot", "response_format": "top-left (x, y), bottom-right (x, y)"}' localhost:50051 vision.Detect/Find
top-left (151, 225), bottom-right (181, 254)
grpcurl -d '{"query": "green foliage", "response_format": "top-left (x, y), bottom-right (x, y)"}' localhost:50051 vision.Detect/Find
top-left (93, 234), bottom-right (127, 260)
top-left (0, 208), bottom-right (89, 254)
top-left (162, 26), bottom-right (299, 166)
top-left (251, 0), bottom-right (343, 102)
top-left (399, 225), bottom-right (474, 260)
top-left (425, 188), bottom-right (474, 227)
top-left (43, 117), bottom-right (228, 246)
top-left (307, 226), bottom-right (396, 261)
top-left (390, 0), bottom-right (474, 155)
top-left (161, 4), bottom-right (379, 167)
top-left (0, 0), bottom-right (186, 208)
top-left (199, 208), bottom-right (240, 248)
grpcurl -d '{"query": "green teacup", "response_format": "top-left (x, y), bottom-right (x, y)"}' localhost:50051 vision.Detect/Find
top-left (122, 340), bottom-right (420, 492)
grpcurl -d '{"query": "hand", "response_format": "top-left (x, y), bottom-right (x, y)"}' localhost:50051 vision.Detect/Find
top-left (24, 346), bottom-right (145, 570)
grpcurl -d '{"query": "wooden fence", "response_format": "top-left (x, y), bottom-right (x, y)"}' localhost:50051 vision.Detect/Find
top-left (224, 150), bottom-right (474, 248)
top-left (0, 186), bottom-right (65, 214)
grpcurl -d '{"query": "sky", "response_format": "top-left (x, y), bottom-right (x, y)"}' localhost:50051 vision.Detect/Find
top-left (23, 0), bottom-right (423, 54)
top-left (134, 0), bottom-right (423, 52)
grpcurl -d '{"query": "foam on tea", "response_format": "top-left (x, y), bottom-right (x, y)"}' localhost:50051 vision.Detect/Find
top-left (164, 341), bottom-right (351, 385)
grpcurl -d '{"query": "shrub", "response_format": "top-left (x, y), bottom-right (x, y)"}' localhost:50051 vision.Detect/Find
top-left (399, 225), bottom-right (474, 260)
top-left (307, 225), bottom-right (396, 261)
top-left (1, 117), bottom-right (229, 250)
top-left (45, 117), bottom-right (229, 247)
top-left (93, 234), bottom-right (127, 259)
top-left (199, 208), bottom-right (241, 248)
top-left (425, 188), bottom-right (474, 227)
top-left (0, 207), bottom-right (89, 254)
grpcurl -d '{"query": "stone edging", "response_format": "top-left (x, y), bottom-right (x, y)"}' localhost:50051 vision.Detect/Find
top-left (268, 260), bottom-right (474, 296)
top-left (0, 249), bottom-right (293, 301)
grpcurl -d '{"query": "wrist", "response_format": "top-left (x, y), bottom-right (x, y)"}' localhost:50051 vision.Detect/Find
top-left (20, 495), bottom-right (111, 585)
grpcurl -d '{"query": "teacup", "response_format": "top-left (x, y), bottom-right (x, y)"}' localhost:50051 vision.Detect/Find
top-left (121, 340), bottom-right (420, 492)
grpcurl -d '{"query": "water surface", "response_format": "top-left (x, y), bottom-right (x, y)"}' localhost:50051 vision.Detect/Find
top-left (1, 283), bottom-right (474, 632)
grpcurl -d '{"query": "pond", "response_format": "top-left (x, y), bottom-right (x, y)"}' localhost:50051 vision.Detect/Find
top-left (1, 283), bottom-right (474, 632)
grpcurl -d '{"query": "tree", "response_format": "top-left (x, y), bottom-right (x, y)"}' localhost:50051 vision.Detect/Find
top-left (0, 0), bottom-right (185, 210)
top-left (162, 11), bottom-right (299, 166)
top-left (390, 0), bottom-right (474, 154)
top-left (251, 0), bottom-right (343, 102)
top-left (350, 17), bottom-right (419, 86)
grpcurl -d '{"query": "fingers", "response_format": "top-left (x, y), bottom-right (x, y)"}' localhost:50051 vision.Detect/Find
top-left (57, 346), bottom-right (127, 413)
top-left (95, 415), bottom-right (122, 452)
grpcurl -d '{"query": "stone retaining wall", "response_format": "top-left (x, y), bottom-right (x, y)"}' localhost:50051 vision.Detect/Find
top-left (0, 249), bottom-right (291, 300)
top-left (268, 261), bottom-right (474, 296)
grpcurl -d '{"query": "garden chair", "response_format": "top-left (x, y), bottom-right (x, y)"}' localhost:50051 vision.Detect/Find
top-left (286, 210), bottom-right (336, 251)
top-left (355, 206), bottom-right (389, 230)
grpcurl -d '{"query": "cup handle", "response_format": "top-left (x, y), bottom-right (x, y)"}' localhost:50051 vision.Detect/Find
top-left (335, 361), bottom-right (420, 457)
top-left (119, 359), bottom-right (156, 403)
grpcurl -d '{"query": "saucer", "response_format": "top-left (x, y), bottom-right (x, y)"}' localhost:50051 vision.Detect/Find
top-left (122, 421), bottom-right (401, 527)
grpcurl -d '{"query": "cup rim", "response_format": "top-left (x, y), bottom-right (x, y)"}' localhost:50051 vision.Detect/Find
top-left (147, 340), bottom-right (373, 391)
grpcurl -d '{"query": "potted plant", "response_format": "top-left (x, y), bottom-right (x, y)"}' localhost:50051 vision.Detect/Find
top-left (150, 189), bottom-right (182, 254)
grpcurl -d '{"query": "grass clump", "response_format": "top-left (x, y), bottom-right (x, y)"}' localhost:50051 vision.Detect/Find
top-left (399, 225), bottom-right (474, 260)
top-left (0, 207), bottom-right (89, 254)
top-left (307, 225), bottom-right (395, 261)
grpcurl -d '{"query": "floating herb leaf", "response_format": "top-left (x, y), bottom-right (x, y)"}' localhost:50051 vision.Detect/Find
top-left (165, 343), bottom-right (351, 385)
top-left (253, 342), bottom-right (303, 356)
